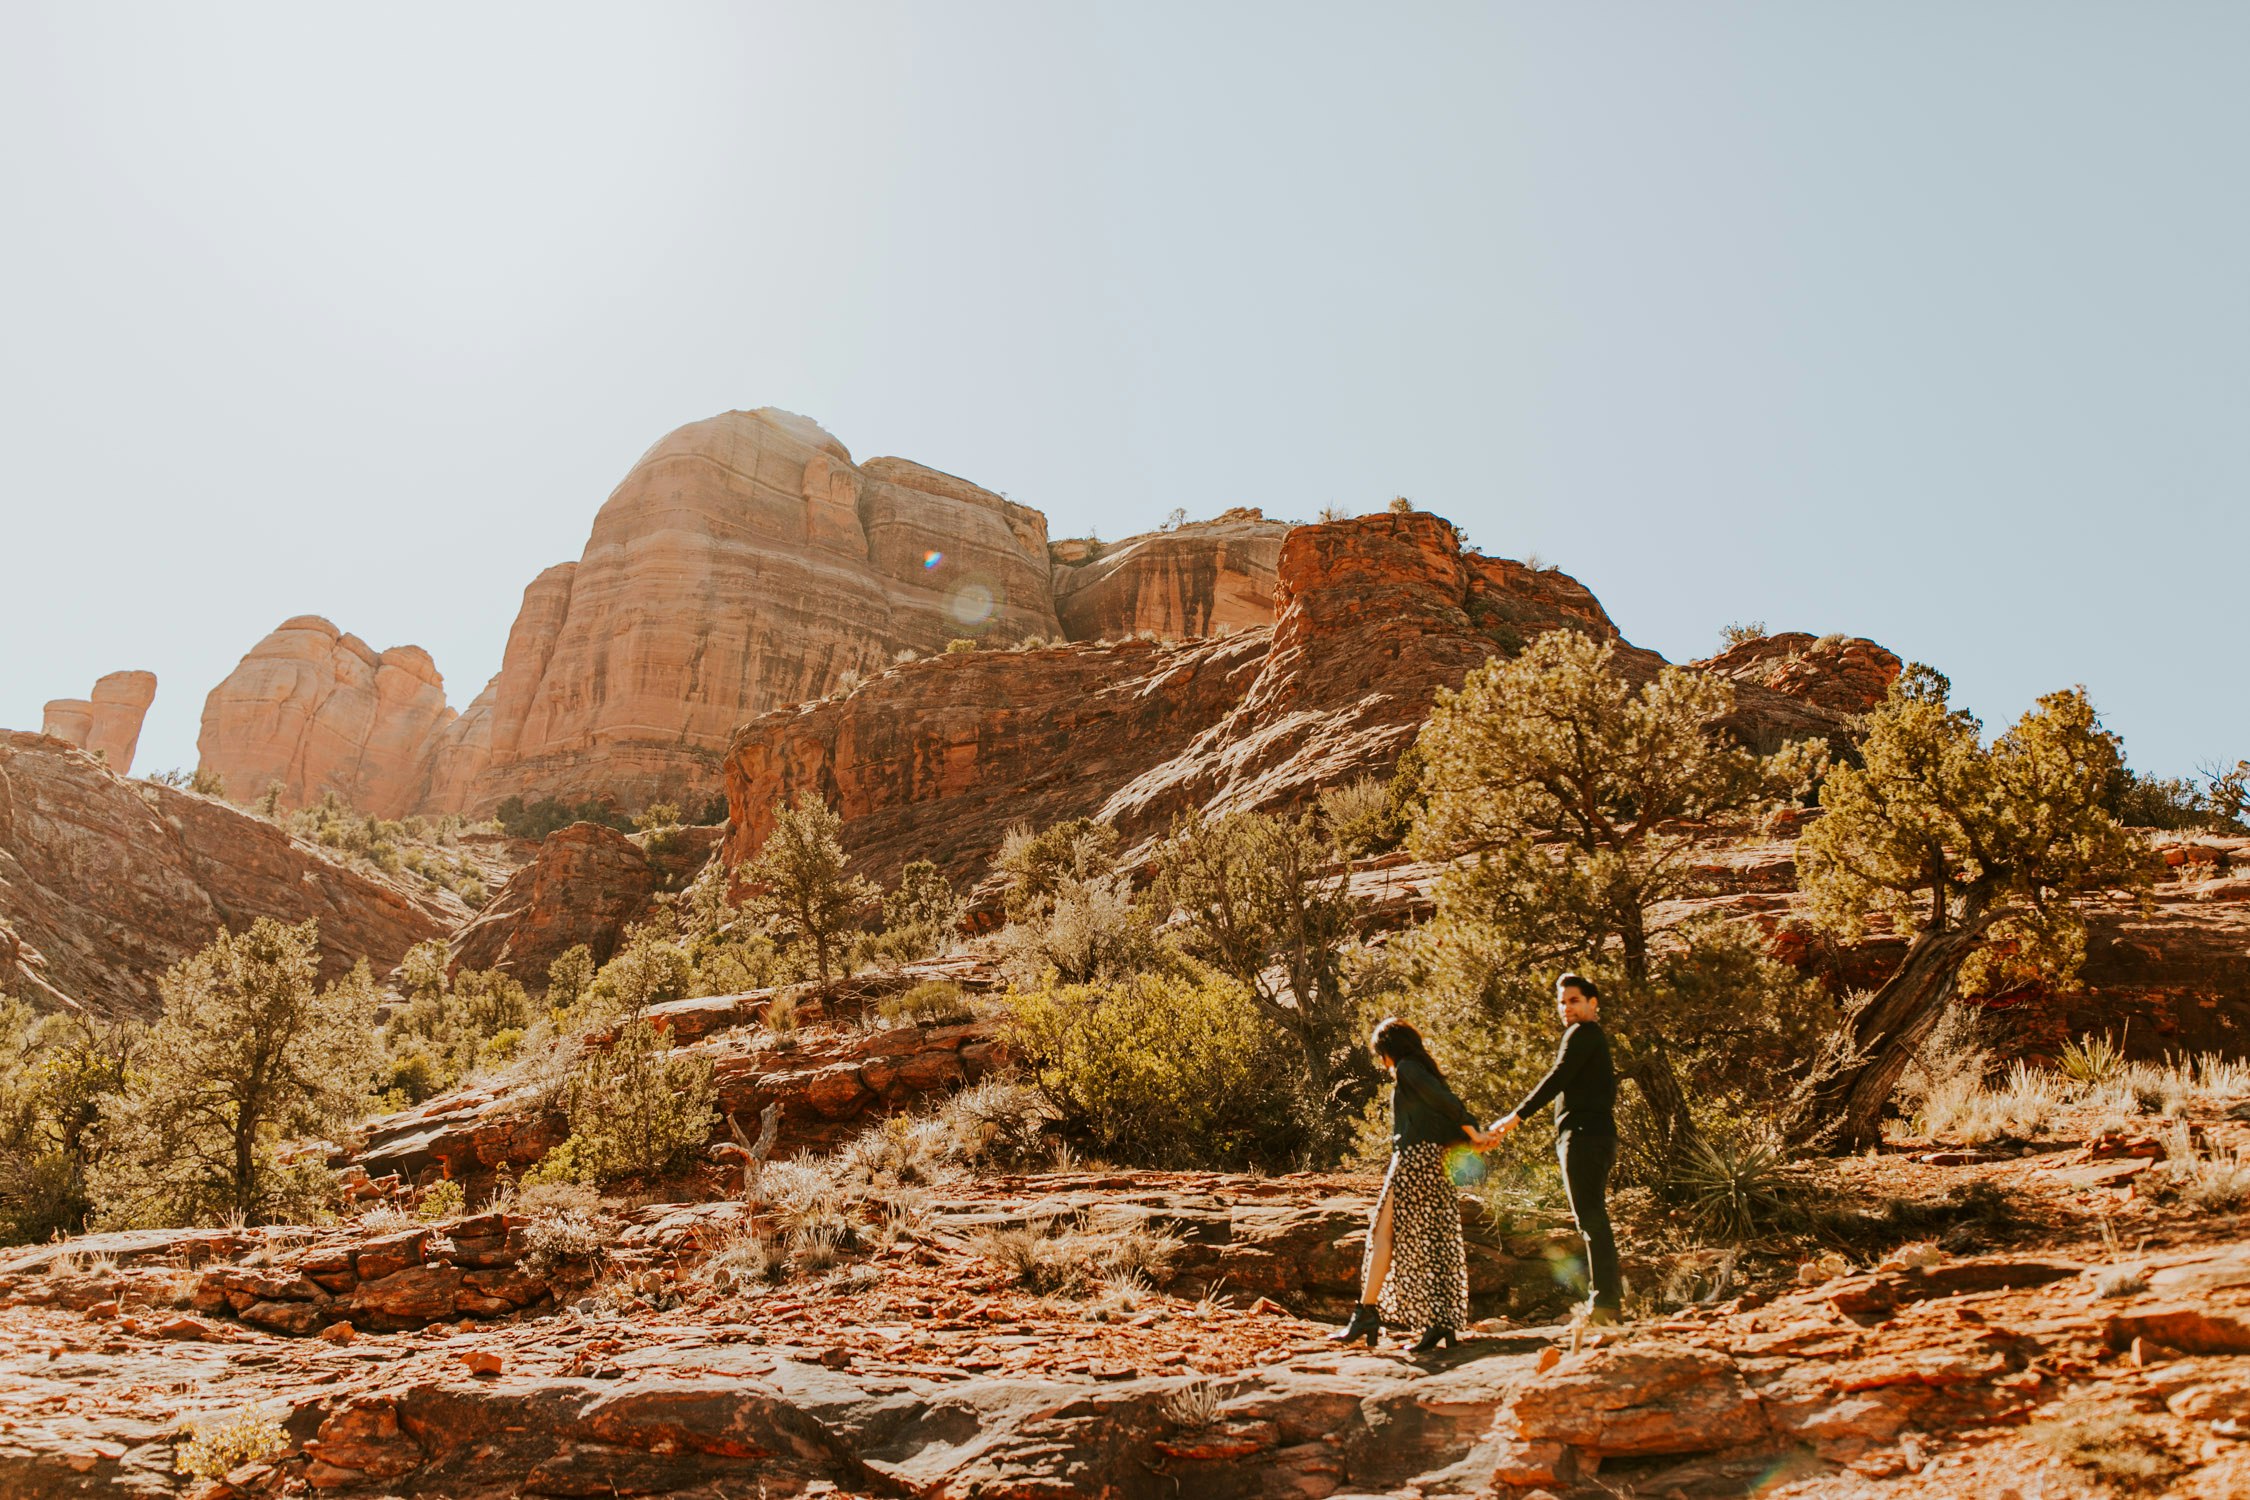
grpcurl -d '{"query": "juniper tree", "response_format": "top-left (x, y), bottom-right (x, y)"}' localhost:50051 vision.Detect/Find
top-left (1151, 809), bottom-right (1361, 1108)
top-left (1790, 667), bottom-right (2148, 1149)
top-left (91, 919), bottom-right (377, 1227)
top-left (1406, 631), bottom-right (1825, 1169)
top-left (0, 999), bottom-right (135, 1244)
top-left (741, 795), bottom-right (877, 989)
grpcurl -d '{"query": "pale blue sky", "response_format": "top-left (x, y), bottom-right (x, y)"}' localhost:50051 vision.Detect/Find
top-left (2, 3), bottom-right (2243, 779)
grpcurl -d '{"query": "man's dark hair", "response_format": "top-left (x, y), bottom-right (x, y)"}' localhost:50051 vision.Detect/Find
top-left (1556, 972), bottom-right (1600, 1003)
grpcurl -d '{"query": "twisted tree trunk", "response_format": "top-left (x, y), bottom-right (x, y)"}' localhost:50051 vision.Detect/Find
top-left (1789, 925), bottom-right (1984, 1152)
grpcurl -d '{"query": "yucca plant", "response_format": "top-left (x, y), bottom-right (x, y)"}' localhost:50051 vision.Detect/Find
top-left (2058, 1031), bottom-right (2126, 1088)
top-left (1676, 1131), bottom-right (1797, 1243)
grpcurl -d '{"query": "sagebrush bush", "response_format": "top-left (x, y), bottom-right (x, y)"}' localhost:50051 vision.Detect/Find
top-left (1317, 776), bottom-right (1402, 857)
top-left (1006, 968), bottom-right (1303, 1170)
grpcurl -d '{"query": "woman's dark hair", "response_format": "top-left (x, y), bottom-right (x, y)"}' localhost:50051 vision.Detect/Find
top-left (1370, 1016), bottom-right (1445, 1081)
top-left (1556, 972), bottom-right (1600, 1002)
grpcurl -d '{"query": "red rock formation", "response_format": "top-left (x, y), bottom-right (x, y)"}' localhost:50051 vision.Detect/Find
top-left (196, 617), bottom-right (455, 816)
top-left (447, 823), bottom-right (720, 982)
top-left (38, 671), bottom-right (157, 775)
top-left (724, 511), bottom-right (1657, 885)
top-left (724, 634), bottom-right (1266, 887)
top-left (1698, 630), bottom-right (1902, 714)
top-left (37, 701), bottom-right (91, 748)
top-left (722, 511), bottom-right (1893, 891)
top-left (86, 671), bottom-right (158, 775)
top-left (0, 731), bottom-right (452, 1019)
top-left (433, 409), bottom-right (1064, 817)
top-left (1050, 508), bottom-right (1286, 641)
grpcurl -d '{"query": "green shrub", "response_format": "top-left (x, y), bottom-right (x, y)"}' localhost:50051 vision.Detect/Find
top-left (90, 921), bottom-right (374, 1229)
top-left (547, 945), bottom-right (596, 1010)
top-left (378, 952), bottom-right (530, 1095)
top-left (880, 980), bottom-right (973, 1025)
top-left (881, 860), bottom-right (963, 957)
top-left (0, 999), bottom-right (134, 1245)
top-left (945, 637), bottom-right (978, 653)
top-left (1317, 777), bottom-right (1402, 857)
top-left (558, 1016), bottom-right (716, 1182)
top-left (494, 794), bottom-right (633, 840)
top-left (635, 802), bottom-right (685, 856)
top-left (416, 1178), bottom-right (464, 1221)
top-left (1005, 968), bottom-right (1303, 1170)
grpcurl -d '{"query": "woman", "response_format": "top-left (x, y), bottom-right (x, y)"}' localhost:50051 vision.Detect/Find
top-left (1333, 1017), bottom-right (1497, 1352)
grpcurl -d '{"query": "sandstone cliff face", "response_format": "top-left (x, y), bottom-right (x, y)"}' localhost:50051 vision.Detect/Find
top-left (435, 409), bottom-right (1064, 816)
top-left (1699, 630), bottom-right (1903, 714)
top-left (725, 634), bottom-right (1269, 887)
top-left (196, 618), bottom-right (456, 817)
top-left (0, 731), bottom-right (451, 1019)
top-left (1049, 508), bottom-right (1286, 641)
top-left (38, 671), bottom-right (156, 775)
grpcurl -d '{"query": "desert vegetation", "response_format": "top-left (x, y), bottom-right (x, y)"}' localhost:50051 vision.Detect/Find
top-left (272, 790), bottom-right (498, 906)
top-left (8, 618), bottom-right (2239, 1283)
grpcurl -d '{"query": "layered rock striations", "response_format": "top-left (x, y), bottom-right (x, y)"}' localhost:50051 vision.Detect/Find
top-left (444, 410), bottom-right (1063, 815)
top-left (1049, 508), bottom-right (1286, 641)
top-left (39, 670), bottom-right (157, 775)
top-left (722, 510), bottom-right (1886, 889)
top-left (0, 731), bottom-right (451, 1019)
top-left (189, 407), bottom-right (1900, 827)
top-left (196, 618), bottom-right (455, 817)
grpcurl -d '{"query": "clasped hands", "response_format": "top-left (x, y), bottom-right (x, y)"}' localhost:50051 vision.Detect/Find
top-left (1465, 1113), bottom-right (1523, 1151)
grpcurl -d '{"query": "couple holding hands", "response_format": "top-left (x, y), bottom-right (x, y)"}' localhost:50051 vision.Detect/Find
top-left (1333, 973), bottom-right (1620, 1353)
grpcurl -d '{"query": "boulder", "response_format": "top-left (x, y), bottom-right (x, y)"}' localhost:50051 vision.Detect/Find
top-left (1499, 1340), bottom-right (1768, 1458)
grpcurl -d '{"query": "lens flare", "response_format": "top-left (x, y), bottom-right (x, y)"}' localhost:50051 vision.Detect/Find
top-left (922, 550), bottom-right (944, 570)
top-left (950, 582), bottom-right (995, 626)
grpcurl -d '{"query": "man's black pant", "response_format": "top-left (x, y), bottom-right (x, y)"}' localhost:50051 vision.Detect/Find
top-left (1557, 1128), bottom-right (1621, 1312)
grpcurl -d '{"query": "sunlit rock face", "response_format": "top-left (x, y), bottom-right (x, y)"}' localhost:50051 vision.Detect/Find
top-left (196, 618), bottom-right (455, 817)
top-left (1050, 508), bottom-right (1287, 641)
top-left (433, 408), bottom-right (1065, 815)
top-left (39, 670), bottom-right (157, 775)
top-left (0, 730), bottom-right (450, 1020)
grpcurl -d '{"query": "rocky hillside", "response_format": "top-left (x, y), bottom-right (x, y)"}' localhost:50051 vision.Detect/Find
top-left (0, 732), bottom-right (466, 1019)
top-left (8, 985), bottom-right (2250, 1499)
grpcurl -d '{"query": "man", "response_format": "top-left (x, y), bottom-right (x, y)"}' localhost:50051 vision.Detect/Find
top-left (1490, 972), bottom-right (1622, 1325)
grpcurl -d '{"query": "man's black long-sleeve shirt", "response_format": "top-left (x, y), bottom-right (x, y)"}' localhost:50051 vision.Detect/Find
top-left (1511, 1021), bottom-right (1617, 1135)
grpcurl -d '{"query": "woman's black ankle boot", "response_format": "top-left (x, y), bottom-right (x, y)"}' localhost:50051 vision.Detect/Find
top-left (1411, 1326), bottom-right (1457, 1353)
top-left (1330, 1303), bottom-right (1380, 1346)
